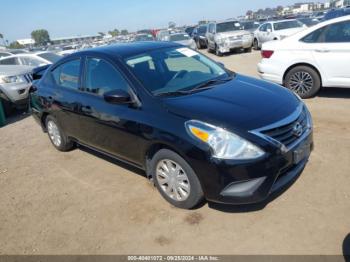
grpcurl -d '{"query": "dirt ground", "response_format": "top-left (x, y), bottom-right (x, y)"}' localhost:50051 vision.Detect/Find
top-left (0, 51), bottom-right (349, 255)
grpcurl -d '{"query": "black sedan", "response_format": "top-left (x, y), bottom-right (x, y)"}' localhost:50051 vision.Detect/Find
top-left (30, 42), bottom-right (313, 209)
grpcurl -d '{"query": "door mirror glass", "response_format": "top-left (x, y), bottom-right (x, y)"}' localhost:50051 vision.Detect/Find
top-left (267, 28), bottom-right (272, 33)
top-left (104, 89), bottom-right (133, 104)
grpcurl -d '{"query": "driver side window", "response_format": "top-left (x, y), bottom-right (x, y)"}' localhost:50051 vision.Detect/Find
top-left (259, 24), bottom-right (267, 32)
top-left (85, 57), bottom-right (129, 96)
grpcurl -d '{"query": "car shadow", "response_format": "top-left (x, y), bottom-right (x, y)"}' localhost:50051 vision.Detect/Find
top-left (318, 87), bottom-right (350, 99)
top-left (207, 169), bottom-right (303, 213)
top-left (2, 109), bottom-right (30, 127)
top-left (343, 234), bottom-right (350, 262)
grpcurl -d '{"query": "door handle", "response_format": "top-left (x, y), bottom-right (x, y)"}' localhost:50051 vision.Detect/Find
top-left (315, 49), bottom-right (330, 53)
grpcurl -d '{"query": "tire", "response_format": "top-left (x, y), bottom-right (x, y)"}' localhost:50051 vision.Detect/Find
top-left (284, 66), bottom-right (321, 99)
top-left (196, 40), bottom-right (201, 49)
top-left (1, 99), bottom-right (14, 117)
top-left (150, 149), bottom-right (204, 209)
top-left (45, 115), bottom-right (74, 152)
top-left (215, 45), bottom-right (223, 57)
top-left (253, 38), bottom-right (260, 50)
top-left (244, 47), bottom-right (252, 53)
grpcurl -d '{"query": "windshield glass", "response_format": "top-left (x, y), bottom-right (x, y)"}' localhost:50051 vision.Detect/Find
top-left (198, 26), bottom-right (207, 34)
top-left (169, 34), bottom-right (190, 41)
top-left (217, 21), bottom-right (242, 33)
top-left (125, 47), bottom-right (229, 96)
top-left (274, 20), bottom-right (303, 31)
top-left (38, 52), bottom-right (62, 63)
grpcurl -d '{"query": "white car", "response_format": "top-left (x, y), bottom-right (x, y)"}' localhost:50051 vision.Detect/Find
top-left (164, 33), bottom-right (197, 50)
top-left (0, 52), bottom-right (62, 67)
top-left (258, 15), bottom-right (350, 98)
top-left (253, 19), bottom-right (307, 50)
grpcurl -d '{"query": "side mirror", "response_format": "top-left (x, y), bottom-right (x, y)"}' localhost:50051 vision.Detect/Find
top-left (217, 62), bottom-right (225, 68)
top-left (267, 29), bottom-right (272, 33)
top-left (104, 89), bottom-right (133, 105)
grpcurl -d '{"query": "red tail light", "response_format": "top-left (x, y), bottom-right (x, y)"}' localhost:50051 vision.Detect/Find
top-left (261, 50), bottom-right (274, 59)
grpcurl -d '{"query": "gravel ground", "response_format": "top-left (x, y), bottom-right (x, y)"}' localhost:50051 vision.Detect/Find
top-left (0, 50), bottom-right (349, 255)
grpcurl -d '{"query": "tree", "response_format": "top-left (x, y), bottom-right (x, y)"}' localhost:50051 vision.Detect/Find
top-left (120, 29), bottom-right (128, 35)
top-left (0, 33), bottom-right (4, 46)
top-left (108, 29), bottom-right (119, 37)
top-left (246, 10), bottom-right (253, 16)
top-left (31, 29), bottom-right (50, 46)
top-left (8, 41), bottom-right (25, 49)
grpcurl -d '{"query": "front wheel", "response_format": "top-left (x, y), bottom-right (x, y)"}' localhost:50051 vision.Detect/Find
top-left (151, 149), bottom-right (204, 209)
top-left (284, 66), bottom-right (321, 99)
top-left (253, 38), bottom-right (259, 50)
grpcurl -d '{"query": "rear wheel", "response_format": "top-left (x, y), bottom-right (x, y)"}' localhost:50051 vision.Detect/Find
top-left (151, 149), bottom-right (204, 209)
top-left (45, 115), bottom-right (74, 151)
top-left (284, 66), bottom-right (321, 99)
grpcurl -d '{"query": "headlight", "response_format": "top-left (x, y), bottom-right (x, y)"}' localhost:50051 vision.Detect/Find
top-left (0, 75), bottom-right (27, 84)
top-left (185, 120), bottom-right (265, 160)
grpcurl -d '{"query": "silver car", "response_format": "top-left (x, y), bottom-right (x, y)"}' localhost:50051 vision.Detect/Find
top-left (206, 20), bottom-right (253, 56)
top-left (0, 65), bottom-right (33, 115)
top-left (165, 33), bottom-right (197, 50)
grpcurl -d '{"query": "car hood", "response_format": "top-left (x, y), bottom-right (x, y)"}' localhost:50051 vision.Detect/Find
top-left (0, 65), bottom-right (33, 76)
top-left (216, 30), bottom-right (251, 38)
top-left (162, 74), bottom-right (300, 132)
top-left (275, 27), bottom-right (306, 37)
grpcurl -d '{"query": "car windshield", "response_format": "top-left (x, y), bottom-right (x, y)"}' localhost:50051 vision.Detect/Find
top-left (242, 22), bottom-right (259, 30)
top-left (198, 26), bottom-right (207, 34)
top-left (38, 52), bottom-right (62, 63)
top-left (217, 21), bottom-right (242, 33)
top-left (169, 34), bottom-right (190, 41)
top-left (125, 47), bottom-right (230, 96)
top-left (274, 20), bottom-right (303, 31)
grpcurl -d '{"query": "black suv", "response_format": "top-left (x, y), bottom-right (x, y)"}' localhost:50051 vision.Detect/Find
top-left (31, 42), bottom-right (313, 209)
top-left (192, 24), bottom-right (209, 49)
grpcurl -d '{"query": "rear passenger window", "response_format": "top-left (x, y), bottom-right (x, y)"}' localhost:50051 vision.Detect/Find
top-left (52, 59), bottom-right (80, 90)
top-left (301, 27), bottom-right (326, 43)
top-left (85, 58), bottom-right (129, 96)
top-left (323, 21), bottom-right (350, 43)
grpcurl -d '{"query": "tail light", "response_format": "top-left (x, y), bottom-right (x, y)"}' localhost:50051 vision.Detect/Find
top-left (261, 50), bottom-right (274, 59)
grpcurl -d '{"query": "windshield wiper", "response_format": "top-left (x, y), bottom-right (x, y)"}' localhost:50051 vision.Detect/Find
top-left (188, 76), bottom-right (234, 93)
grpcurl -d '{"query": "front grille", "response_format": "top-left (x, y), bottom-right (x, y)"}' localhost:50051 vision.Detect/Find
top-left (23, 74), bottom-right (33, 83)
top-left (229, 35), bottom-right (242, 41)
top-left (260, 107), bottom-right (308, 148)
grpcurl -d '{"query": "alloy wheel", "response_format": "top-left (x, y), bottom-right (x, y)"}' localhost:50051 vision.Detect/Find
top-left (47, 120), bottom-right (62, 147)
top-left (288, 71), bottom-right (314, 95)
top-left (156, 159), bottom-right (191, 202)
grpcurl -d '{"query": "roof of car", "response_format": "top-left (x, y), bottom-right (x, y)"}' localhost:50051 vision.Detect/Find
top-left (75, 41), bottom-right (182, 58)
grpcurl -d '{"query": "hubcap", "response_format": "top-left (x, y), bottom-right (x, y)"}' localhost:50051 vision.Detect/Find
top-left (288, 71), bottom-right (314, 95)
top-left (156, 159), bottom-right (190, 202)
top-left (47, 120), bottom-right (62, 147)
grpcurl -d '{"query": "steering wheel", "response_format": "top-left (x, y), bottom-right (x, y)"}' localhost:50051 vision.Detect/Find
top-left (171, 70), bottom-right (188, 81)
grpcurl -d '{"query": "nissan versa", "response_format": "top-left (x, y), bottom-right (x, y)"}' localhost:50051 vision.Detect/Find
top-left (30, 42), bottom-right (313, 209)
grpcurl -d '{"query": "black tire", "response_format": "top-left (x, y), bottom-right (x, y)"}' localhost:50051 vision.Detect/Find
top-left (284, 66), bottom-right (321, 99)
top-left (253, 38), bottom-right (260, 50)
top-left (1, 99), bottom-right (14, 117)
top-left (196, 40), bottom-right (202, 49)
top-left (45, 115), bottom-right (74, 152)
top-left (215, 45), bottom-right (223, 57)
top-left (244, 47), bottom-right (252, 53)
top-left (150, 149), bottom-right (204, 209)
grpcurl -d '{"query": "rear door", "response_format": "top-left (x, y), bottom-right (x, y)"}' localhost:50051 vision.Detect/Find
top-left (207, 23), bottom-right (216, 49)
top-left (311, 20), bottom-right (350, 87)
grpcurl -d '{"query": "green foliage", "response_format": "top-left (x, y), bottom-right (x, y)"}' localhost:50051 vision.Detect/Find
top-left (108, 29), bottom-right (119, 37)
top-left (8, 41), bottom-right (25, 49)
top-left (120, 29), bottom-right (128, 35)
top-left (31, 29), bottom-right (50, 46)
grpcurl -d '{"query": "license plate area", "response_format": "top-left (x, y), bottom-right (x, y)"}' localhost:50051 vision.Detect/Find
top-left (293, 142), bottom-right (311, 165)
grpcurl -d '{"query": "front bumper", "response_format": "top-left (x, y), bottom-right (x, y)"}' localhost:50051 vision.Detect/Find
top-left (0, 82), bottom-right (31, 104)
top-left (191, 132), bottom-right (313, 204)
top-left (217, 37), bottom-right (253, 53)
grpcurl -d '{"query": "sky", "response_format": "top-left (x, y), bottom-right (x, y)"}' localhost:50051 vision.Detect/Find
top-left (0, 0), bottom-right (324, 42)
